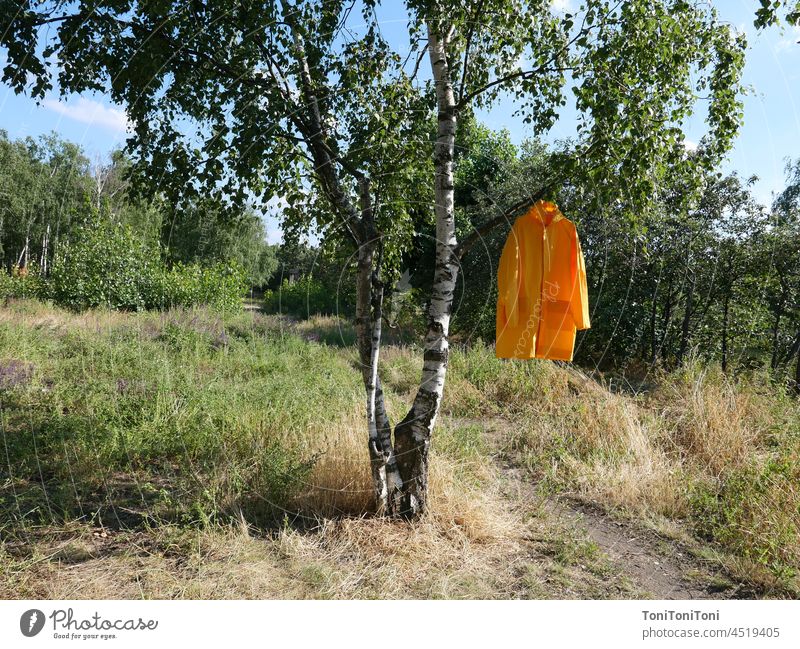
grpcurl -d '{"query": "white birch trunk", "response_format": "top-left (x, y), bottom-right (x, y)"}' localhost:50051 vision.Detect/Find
top-left (355, 180), bottom-right (404, 515)
top-left (287, 18), bottom-right (455, 519)
top-left (393, 23), bottom-right (459, 517)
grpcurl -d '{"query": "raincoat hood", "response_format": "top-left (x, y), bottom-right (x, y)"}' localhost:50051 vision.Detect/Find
top-left (529, 199), bottom-right (564, 226)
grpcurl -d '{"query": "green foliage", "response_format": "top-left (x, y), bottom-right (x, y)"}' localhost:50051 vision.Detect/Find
top-left (0, 266), bottom-right (47, 301)
top-left (263, 276), bottom-right (340, 317)
top-left (754, 0), bottom-right (800, 28)
top-left (49, 221), bottom-right (160, 311)
top-left (154, 262), bottom-right (249, 313)
top-left (1, 0), bottom-right (747, 301)
top-left (0, 129), bottom-right (93, 271)
top-left (690, 451), bottom-right (800, 582)
top-left (48, 220), bottom-right (247, 312)
top-left (0, 130), bottom-right (276, 290)
top-left (161, 198), bottom-right (278, 288)
top-left (264, 238), bottom-right (359, 317)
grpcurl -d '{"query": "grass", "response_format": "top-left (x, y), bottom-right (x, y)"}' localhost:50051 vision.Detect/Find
top-left (1, 300), bottom-right (798, 597)
top-left (443, 346), bottom-right (800, 593)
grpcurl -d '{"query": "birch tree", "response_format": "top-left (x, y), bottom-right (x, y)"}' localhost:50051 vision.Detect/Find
top-left (2, 0), bottom-right (746, 517)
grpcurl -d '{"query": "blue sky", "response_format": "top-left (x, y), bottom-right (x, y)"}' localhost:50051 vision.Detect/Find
top-left (1, 0), bottom-right (799, 243)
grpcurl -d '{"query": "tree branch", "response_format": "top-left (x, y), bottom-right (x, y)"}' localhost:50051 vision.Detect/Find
top-left (456, 65), bottom-right (573, 110)
top-left (457, 0), bottom-right (484, 103)
top-left (455, 185), bottom-right (553, 259)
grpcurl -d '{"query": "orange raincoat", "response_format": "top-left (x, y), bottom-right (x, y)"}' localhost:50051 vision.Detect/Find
top-left (495, 200), bottom-right (591, 361)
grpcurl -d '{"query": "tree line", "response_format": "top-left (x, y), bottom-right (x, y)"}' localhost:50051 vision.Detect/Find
top-left (0, 129), bottom-right (278, 287)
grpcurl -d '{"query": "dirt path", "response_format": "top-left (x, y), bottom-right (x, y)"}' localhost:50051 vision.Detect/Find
top-left (479, 419), bottom-right (750, 600)
top-left (544, 497), bottom-right (746, 599)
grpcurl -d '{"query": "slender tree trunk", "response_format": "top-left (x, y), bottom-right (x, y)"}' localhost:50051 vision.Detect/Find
top-left (783, 330), bottom-right (800, 366)
top-left (771, 310), bottom-right (783, 370)
top-left (40, 224), bottom-right (50, 276)
top-left (286, 23), bottom-right (404, 513)
top-left (659, 276), bottom-right (674, 362)
top-left (392, 23), bottom-right (459, 518)
top-left (354, 180), bottom-right (403, 515)
top-left (649, 277), bottom-right (659, 364)
top-left (355, 234), bottom-right (388, 511)
top-left (721, 289), bottom-right (730, 372)
top-left (677, 271), bottom-right (694, 366)
top-left (795, 338), bottom-right (800, 395)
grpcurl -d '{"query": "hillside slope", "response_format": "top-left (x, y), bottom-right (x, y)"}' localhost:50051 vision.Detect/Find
top-left (1, 300), bottom-right (797, 598)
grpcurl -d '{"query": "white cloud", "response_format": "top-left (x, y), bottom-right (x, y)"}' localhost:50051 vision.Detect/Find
top-left (550, 0), bottom-right (571, 13)
top-left (42, 96), bottom-right (130, 132)
top-left (683, 139), bottom-right (698, 152)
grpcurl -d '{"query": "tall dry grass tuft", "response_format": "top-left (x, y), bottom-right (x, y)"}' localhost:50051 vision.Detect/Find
top-left (650, 362), bottom-right (776, 475)
top-left (503, 367), bottom-right (685, 518)
top-left (289, 407), bottom-right (517, 545)
top-left (290, 408), bottom-right (375, 516)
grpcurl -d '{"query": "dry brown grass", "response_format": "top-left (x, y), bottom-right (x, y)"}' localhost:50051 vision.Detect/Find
top-left (290, 408), bottom-right (375, 516)
top-left (290, 407), bottom-right (517, 543)
top-left (561, 403), bottom-right (686, 518)
top-left (649, 363), bottom-right (776, 475)
top-left (480, 363), bottom-right (686, 519)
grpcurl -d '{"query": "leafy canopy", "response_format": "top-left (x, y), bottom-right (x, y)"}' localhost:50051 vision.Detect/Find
top-left (1, 0), bottom-right (746, 263)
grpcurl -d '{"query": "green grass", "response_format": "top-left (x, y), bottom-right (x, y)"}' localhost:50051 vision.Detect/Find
top-left (1, 299), bottom-right (799, 597)
top-left (0, 302), bottom-right (364, 530)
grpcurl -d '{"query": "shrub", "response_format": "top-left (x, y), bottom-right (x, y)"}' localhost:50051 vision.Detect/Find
top-left (153, 262), bottom-right (248, 313)
top-left (690, 451), bottom-right (800, 583)
top-left (0, 265), bottom-right (47, 301)
top-left (263, 275), bottom-right (342, 316)
top-left (49, 221), bottom-right (160, 311)
top-left (48, 221), bottom-right (247, 312)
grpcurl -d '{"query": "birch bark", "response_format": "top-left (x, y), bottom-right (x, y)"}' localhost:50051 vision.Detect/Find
top-left (392, 23), bottom-right (459, 517)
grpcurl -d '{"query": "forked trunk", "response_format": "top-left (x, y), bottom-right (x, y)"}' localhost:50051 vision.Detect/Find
top-left (289, 18), bottom-right (458, 519)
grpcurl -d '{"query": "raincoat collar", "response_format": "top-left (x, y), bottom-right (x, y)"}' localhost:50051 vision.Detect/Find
top-left (528, 199), bottom-right (564, 226)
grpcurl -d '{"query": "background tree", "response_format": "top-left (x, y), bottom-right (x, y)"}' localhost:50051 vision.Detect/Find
top-left (765, 164), bottom-right (800, 385)
top-left (0, 130), bottom-right (92, 272)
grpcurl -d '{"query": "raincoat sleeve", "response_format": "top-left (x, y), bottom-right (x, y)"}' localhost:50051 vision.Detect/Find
top-left (497, 218), bottom-right (523, 329)
top-left (570, 226), bottom-right (591, 331)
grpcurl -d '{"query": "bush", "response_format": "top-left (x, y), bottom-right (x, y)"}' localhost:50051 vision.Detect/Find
top-left (0, 265), bottom-right (47, 301)
top-left (151, 262), bottom-right (248, 313)
top-left (263, 275), bottom-right (342, 316)
top-left (50, 221), bottom-right (160, 311)
top-left (48, 220), bottom-right (247, 312)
